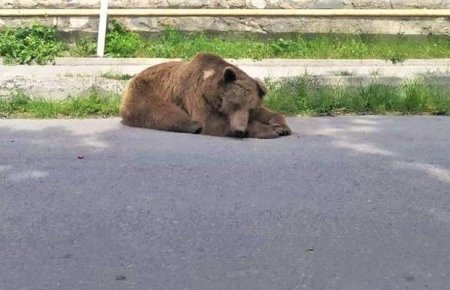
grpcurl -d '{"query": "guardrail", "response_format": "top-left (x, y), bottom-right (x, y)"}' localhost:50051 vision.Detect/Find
top-left (1, 4), bottom-right (450, 57)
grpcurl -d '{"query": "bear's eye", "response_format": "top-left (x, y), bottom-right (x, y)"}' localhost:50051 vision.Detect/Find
top-left (257, 90), bottom-right (265, 99)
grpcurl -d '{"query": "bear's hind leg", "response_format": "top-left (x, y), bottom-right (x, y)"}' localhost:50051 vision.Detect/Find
top-left (147, 101), bottom-right (203, 134)
top-left (154, 102), bottom-right (203, 134)
top-left (124, 100), bottom-right (202, 134)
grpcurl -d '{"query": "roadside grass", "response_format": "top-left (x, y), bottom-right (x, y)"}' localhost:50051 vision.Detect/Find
top-left (0, 92), bottom-right (120, 118)
top-left (101, 71), bottom-right (134, 80)
top-left (0, 23), bottom-right (65, 64)
top-left (265, 77), bottom-right (450, 116)
top-left (2, 22), bottom-right (450, 64)
top-left (100, 26), bottom-right (450, 61)
top-left (1, 78), bottom-right (449, 118)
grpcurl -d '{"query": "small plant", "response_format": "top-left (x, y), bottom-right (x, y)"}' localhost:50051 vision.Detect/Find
top-left (338, 70), bottom-right (353, 76)
top-left (161, 27), bottom-right (185, 45)
top-left (101, 72), bottom-right (134, 80)
top-left (358, 83), bottom-right (396, 113)
top-left (402, 81), bottom-right (428, 113)
top-left (385, 54), bottom-right (406, 64)
top-left (105, 20), bottom-right (142, 57)
top-left (72, 38), bottom-right (97, 56)
top-left (0, 23), bottom-right (65, 64)
top-left (270, 38), bottom-right (294, 55)
top-left (0, 91), bottom-right (31, 117)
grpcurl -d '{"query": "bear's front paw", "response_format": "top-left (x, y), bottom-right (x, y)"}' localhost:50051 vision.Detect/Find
top-left (272, 124), bottom-right (292, 136)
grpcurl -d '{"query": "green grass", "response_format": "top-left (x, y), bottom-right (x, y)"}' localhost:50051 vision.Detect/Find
top-left (0, 23), bottom-right (65, 64)
top-left (0, 92), bottom-right (120, 118)
top-left (103, 27), bottom-right (450, 61)
top-left (101, 71), bottom-right (134, 80)
top-left (70, 37), bottom-right (97, 57)
top-left (1, 79), bottom-right (449, 118)
top-left (264, 77), bottom-right (450, 116)
top-left (2, 21), bottom-right (450, 64)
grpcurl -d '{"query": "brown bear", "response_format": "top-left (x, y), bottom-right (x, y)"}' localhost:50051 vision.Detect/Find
top-left (120, 53), bottom-right (291, 138)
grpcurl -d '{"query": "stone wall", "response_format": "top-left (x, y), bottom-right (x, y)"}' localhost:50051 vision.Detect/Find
top-left (2, 0), bottom-right (450, 9)
top-left (1, 0), bottom-right (450, 35)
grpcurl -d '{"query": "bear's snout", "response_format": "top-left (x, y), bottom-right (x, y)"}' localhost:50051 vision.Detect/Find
top-left (228, 109), bottom-right (249, 135)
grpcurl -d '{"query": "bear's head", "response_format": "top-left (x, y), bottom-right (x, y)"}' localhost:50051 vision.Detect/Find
top-left (204, 66), bottom-right (267, 138)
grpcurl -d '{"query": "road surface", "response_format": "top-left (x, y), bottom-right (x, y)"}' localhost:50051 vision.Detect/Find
top-left (1, 116), bottom-right (449, 290)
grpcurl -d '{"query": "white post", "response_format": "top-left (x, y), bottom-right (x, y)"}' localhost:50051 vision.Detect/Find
top-left (96, 0), bottom-right (108, 57)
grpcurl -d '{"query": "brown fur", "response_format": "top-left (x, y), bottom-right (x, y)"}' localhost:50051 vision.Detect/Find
top-left (120, 53), bottom-right (291, 138)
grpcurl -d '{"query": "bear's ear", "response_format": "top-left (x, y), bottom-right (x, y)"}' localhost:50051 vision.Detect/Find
top-left (255, 78), bottom-right (267, 98)
top-left (223, 67), bottom-right (236, 83)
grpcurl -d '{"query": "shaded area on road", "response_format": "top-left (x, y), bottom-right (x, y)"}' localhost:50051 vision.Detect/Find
top-left (1, 117), bottom-right (450, 290)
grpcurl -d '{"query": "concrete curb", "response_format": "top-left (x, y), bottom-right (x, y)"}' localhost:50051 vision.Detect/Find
top-left (2, 58), bottom-right (450, 99)
top-left (34, 57), bottom-right (450, 67)
top-left (2, 75), bottom-right (450, 100)
top-left (3, 57), bottom-right (450, 66)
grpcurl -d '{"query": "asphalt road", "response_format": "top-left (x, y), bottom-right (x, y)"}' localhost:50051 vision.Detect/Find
top-left (1, 116), bottom-right (449, 290)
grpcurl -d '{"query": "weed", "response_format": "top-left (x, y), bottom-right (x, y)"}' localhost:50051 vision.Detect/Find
top-left (0, 23), bottom-right (65, 64)
top-left (105, 20), bottom-right (142, 57)
top-left (101, 72), bottom-right (134, 80)
top-left (402, 81), bottom-right (428, 113)
top-left (264, 76), bottom-right (450, 116)
top-left (337, 70), bottom-right (353, 76)
top-left (385, 53), bottom-right (406, 64)
top-left (71, 38), bottom-right (97, 56)
top-left (0, 91), bottom-right (120, 118)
